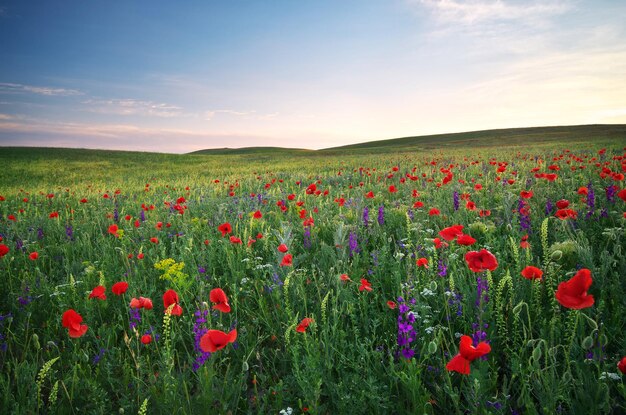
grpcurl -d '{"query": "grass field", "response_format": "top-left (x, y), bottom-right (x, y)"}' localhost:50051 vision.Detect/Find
top-left (0, 125), bottom-right (625, 414)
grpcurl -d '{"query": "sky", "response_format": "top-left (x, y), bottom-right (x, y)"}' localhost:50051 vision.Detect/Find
top-left (0, 0), bottom-right (625, 153)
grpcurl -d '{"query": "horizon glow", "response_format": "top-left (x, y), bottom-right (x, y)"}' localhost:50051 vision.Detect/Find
top-left (1, 0), bottom-right (625, 154)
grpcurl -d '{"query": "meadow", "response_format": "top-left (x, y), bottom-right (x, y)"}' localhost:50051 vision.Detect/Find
top-left (1, 128), bottom-right (626, 414)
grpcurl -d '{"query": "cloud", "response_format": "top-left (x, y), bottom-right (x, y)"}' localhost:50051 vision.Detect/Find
top-left (0, 118), bottom-right (295, 153)
top-left (204, 109), bottom-right (279, 121)
top-left (0, 114), bottom-right (13, 120)
top-left (415, 0), bottom-right (570, 25)
top-left (0, 82), bottom-right (84, 96)
top-left (81, 98), bottom-right (184, 118)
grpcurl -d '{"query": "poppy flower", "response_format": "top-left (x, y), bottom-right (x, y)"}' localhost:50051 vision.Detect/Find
top-left (229, 236), bottom-right (242, 244)
top-left (108, 224), bottom-right (119, 237)
top-left (163, 289), bottom-right (183, 316)
top-left (618, 357), bottom-right (626, 374)
top-left (111, 281), bottom-right (129, 295)
top-left (555, 209), bottom-right (577, 220)
top-left (577, 187), bottom-right (588, 195)
top-left (520, 190), bottom-right (533, 199)
top-left (465, 249), bottom-right (498, 273)
top-left (280, 254), bottom-right (293, 267)
top-left (555, 268), bottom-right (594, 309)
top-left (618, 189), bottom-right (626, 202)
top-left (218, 222), bottom-right (232, 237)
top-left (130, 296), bottom-right (153, 310)
top-left (210, 288), bottom-right (231, 313)
top-left (416, 258), bottom-right (428, 268)
top-left (253, 210), bottom-right (263, 219)
top-left (61, 309), bottom-right (88, 338)
top-left (277, 243), bottom-right (288, 253)
top-left (88, 285), bottom-right (107, 300)
top-left (446, 335), bottom-right (491, 375)
top-left (199, 328), bottom-right (237, 353)
top-left (428, 208), bottom-right (440, 216)
top-left (388, 185), bottom-right (398, 193)
top-left (296, 318), bottom-right (314, 333)
top-left (0, 244), bottom-right (9, 257)
top-left (387, 300), bottom-right (397, 309)
top-left (29, 252), bottom-right (39, 260)
top-left (556, 199), bottom-right (570, 209)
top-left (456, 234), bottom-right (476, 246)
top-left (141, 334), bottom-right (152, 345)
top-left (365, 191), bottom-right (375, 198)
top-left (339, 273), bottom-right (350, 282)
top-left (439, 225), bottom-right (464, 241)
top-left (520, 234), bottom-right (530, 249)
top-left (521, 266), bottom-right (543, 280)
top-left (359, 278), bottom-right (372, 292)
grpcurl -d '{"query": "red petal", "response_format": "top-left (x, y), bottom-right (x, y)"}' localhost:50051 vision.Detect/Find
top-left (459, 335), bottom-right (491, 361)
top-left (446, 354), bottom-right (471, 375)
top-left (210, 288), bottom-right (228, 304)
top-left (213, 303), bottom-right (231, 313)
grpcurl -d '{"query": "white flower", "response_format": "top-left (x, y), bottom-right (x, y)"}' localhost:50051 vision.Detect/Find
top-left (599, 372), bottom-right (621, 381)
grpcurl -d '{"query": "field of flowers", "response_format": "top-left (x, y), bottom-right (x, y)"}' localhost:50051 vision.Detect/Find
top-left (1, 142), bottom-right (625, 414)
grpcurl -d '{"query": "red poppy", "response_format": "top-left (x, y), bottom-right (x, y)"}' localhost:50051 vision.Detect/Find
top-left (387, 300), bottom-right (397, 309)
top-left (29, 252), bottom-right (39, 260)
top-left (280, 254), bottom-right (293, 267)
top-left (465, 249), bottom-right (498, 273)
top-left (521, 266), bottom-right (543, 280)
top-left (141, 334), bottom-right (152, 345)
top-left (150, 237), bottom-right (159, 244)
top-left (520, 234), bottom-right (530, 249)
top-left (446, 335), bottom-right (491, 375)
top-left (130, 296), bottom-right (153, 310)
top-left (556, 199), bottom-right (570, 209)
top-left (80, 198), bottom-right (88, 203)
top-left (199, 328), bottom-right (237, 353)
top-left (277, 243), bottom-right (288, 253)
top-left (137, 252), bottom-right (145, 260)
top-left (359, 278), bottom-right (372, 292)
top-left (49, 212), bottom-right (59, 219)
top-left (88, 285), bottom-right (107, 300)
top-left (296, 318), bottom-right (314, 333)
top-left (163, 289), bottom-right (183, 316)
top-left (108, 224), bottom-right (119, 237)
top-left (388, 185), bottom-right (398, 193)
top-left (577, 186), bottom-right (588, 195)
top-left (428, 208), bottom-right (440, 216)
top-left (439, 225), bottom-right (464, 241)
top-left (520, 190), bottom-right (533, 199)
top-left (456, 234), bottom-right (476, 246)
top-left (555, 209), bottom-right (577, 220)
top-left (111, 281), bottom-right (129, 295)
top-left (0, 244), bottom-right (8, 257)
top-left (618, 189), bottom-right (626, 202)
top-left (229, 236), bottom-right (242, 244)
top-left (416, 258), bottom-right (428, 268)
top-left (555, 268), bottom-right (594, 309)
top-left (253, 210), bottom-right (263, 219)
top-left (365, 191), bottom-right (375, 199)
top-left (210, 288), bottom-right (231, 313)
top-left (618, 357), bottom-right (626, 374)
top-left (218, 222), bottom-right (232, 237)
top-left (61, 309), bottom-right (88, 338)
top-left (339, 273), bottom-right (350, 282)
top-left (479, 209), bottom-right (491, 217)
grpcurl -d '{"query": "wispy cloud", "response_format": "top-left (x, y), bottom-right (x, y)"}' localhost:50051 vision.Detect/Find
top-left (81, 98), bottom-right (184, 118)
top-left (415, 0), bottom-right (570, 25)
top-left (0, 82), bottom-right (84, 96)
top-left (0, 114), bottom-right (13, 120)
top-left (205, 109), bottom-right (280, 121)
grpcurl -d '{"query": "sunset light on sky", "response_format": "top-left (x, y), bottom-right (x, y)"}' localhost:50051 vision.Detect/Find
top-left (1, 0), bottom-right (625, 153)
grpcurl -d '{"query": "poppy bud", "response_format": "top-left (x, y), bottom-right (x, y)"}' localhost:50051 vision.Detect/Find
top-left (427, 341), bottom-right (437, 354)
top-left (429, 281), bottom-right (437, 291)
top-left (581, 336), bottom-right (594, 349)
top-left (599, 334), bottom-right (608, 347)
top-left (242, 361), bottom-right (249, 371)
top-left (32, 333), bottom-right (40, 351)
top-left (532, 345), bottom-right (542, 362)
top-left (550, 250), bottom-right (563, 261)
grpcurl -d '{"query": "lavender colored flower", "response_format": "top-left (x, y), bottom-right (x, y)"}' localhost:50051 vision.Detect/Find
top-left (92, 348), bottom-right (107, 365)
top-left (586, 181), bottom-right (595, 218)
top-left (362, 206), bottom-right (369, 227)
top-left (407, 209), bottom-right (414, 221)
top-left (377, 205), bottom-right (385, 226)
top-left (140, 210), bottom-right (145, 222)
top-left (65, 225), bottom-right (74, 240)
top-left (113, 207), bottom-right (119, 222)
top-left (545, 199), bottom-right (554, 215)
top-left (606, 185), bottom-right (618, 203)
top-left (437, 260), bottom-right (447, 277)
top-left (129, 308), bottom-right (141, 330)
top-left (396, 298), bottom-right (417, 359)
top-left (475, 276), bottom-right (489, 307)
top-left (518, 199), bottom-right (531, 233)
top-left (453, 191), bottom-right (459, 211)
top-left (303, 226), bottom-right (312, 249)
top-left (37, 227), bottom-right (44, 240)
top-left (192, 308), bottom-right (211, 371)
top-left (348, 231), bottom-right (359, 257)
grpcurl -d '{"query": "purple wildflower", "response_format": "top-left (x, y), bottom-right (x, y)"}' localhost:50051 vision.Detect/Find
top-left (348, 232), bottom-right (359, 257)
top-left (363, 206), bottom-right (369, 227)
top-left (192, 308), bottom-right (211, 371)
top-left (377, 205), bottom-right (385, 226)
top-left (453, 191), bottom-right (459, 211)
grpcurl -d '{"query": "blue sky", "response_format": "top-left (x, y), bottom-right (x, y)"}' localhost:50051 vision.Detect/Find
top-left (1, 0), bottom-right (625, 153)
